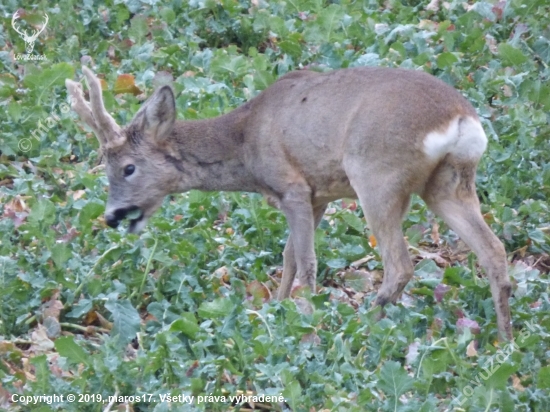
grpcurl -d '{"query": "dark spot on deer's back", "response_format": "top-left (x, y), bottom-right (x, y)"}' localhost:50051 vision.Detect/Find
top-left (301, 97), bottom-right (307, 103)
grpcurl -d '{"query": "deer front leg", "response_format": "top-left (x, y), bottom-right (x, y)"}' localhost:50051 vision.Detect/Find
top-left (278, 203), bottom-right (327, 300)
top-left (277, 185), bottom-right (317, 297)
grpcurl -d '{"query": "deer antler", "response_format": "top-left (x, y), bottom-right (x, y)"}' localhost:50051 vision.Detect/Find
top-left (65, 67), bottom-right (126, 149)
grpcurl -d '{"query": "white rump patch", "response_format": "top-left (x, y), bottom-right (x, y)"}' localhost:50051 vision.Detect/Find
top-left (423, 116), bottom-right (487, 161)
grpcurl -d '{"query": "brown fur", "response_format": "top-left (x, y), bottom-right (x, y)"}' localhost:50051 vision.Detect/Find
top-left (66, 67), bottom-right (512, 340)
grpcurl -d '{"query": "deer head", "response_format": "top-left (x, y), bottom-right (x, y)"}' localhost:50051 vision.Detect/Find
top-left (66, 67), bottom-right (179, 233)
top-left (12, 10), bottom-right (49, 54)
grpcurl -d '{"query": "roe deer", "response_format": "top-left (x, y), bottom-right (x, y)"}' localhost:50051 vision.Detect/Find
top-left (66, 66), bottom-right (512, 340)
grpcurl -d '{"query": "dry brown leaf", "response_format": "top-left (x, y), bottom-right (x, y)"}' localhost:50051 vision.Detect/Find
top-left (246, 280), bottom-right (271, 302)
top-left (58, 226), bottom-right (80, 243)
top-left (431, 221), bottom-right (440, 244)
top-left (369, 234), bottom-right (377, 247)
top-left (466, 340), bottom-right (478, 357)
top-left (41, 299), bottom-right (63, 320)
top-left (418, 249), bottom-right (448, 266)
top-left (69, 189), bottom-right (86, 201)
top-left (94, 311), bottom-right (113, 330)
top-left (30, 324), bottom-right (55, 354)
top-left (3, 195), bottom-right (30, 213)
top-left (21, 357), bottom-right (36, 381)
top-left (186, 360), bottom-right (199, 377)
top-left (512, 374), bottom-right (525, 391)
top-left (214, 266), bottom-right (230, 283)
top-left (300, 332), bottom-right (321, 346)
top-left (113, 74), bottom-right (141, 95)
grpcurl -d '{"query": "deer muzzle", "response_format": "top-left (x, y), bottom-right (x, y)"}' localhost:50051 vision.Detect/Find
top-left (105, 206), bottom-right (142, 230)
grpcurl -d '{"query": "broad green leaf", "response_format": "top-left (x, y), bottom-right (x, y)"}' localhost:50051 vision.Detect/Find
top-left (378, 361), bottom-right (415, 401)
top-left (341, 212), bottom-right (364, 233)
top-left (0, 74), bottom-right (17, 98)
top-left (79, 201), bottom-right (104, 228)
top-left (326, 258), bottom-right (347, 269)
top-left (50, 243), bottom-right (71, 268)
top-left (279, 40), bottom-right (302, 59)
top-left (28, 199), bottom-right (56, 229)
top-left (281, 381), bottom-right (300, 410)
top-left (443, 267), bottom-right (474, 287)
top-left (30, 355), bottom-right (49, 393)
top-left (170, 313), bottom-right (199, 339)
top-left (129, 15), bottom-right (149, 43)
top-left (498, 44), bottom-right (528, 67)
top-left (198, 298), bottom-right (234, 319)
top-left (436, 52), bottom-right (459, 68)
top-left (484, 362), bottom-right (518, 390)
top-left (104, 299), bottom-right (141, 345)
top-left (304, 4), bottom-right (345, 43)
top-left (54, 336), bottom-right (90, 365)
top-left (160, 8), bottom-right (176, 24)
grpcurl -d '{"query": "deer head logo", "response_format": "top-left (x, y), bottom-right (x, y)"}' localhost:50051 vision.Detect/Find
top-left (11, 10), bottom-right (49, 54)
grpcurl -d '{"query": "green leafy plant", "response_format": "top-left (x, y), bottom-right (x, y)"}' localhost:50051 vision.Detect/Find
top-left (0, 0), bottom-right (549, 411)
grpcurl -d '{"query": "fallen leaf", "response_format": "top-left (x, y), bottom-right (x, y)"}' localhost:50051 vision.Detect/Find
top-left (369, 234), bottom-right (377, 248)
top-left (30, 324), bottom-right (55, 353)
top-left (214, 266), bottom-right (230, 283)
top-left (456, 318), bottom-right (481, 335)
top-left (69, 190), bottom-right (86, 201)
top-left (512, 374), bottom-right (525, 391)
top-left (94, 311), bottom-right (113, 330)
top-left (246, 280), bottom-right (271, 302)
top-left (41, 299), bottom-right (63, 320)
top-left (300, 332), bottom-right (321, 346)
top-left (466, 340), bottom-right (478, 357)
top-left (113, 74), bottom-right (141, 95)
top-left (431, 221), bottom-right (440, 244)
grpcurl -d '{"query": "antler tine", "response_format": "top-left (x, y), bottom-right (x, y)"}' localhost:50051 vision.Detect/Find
top-left (65, 78), bottom-right (103, 140)
top-left (81, 66), bottom-right (125, 148)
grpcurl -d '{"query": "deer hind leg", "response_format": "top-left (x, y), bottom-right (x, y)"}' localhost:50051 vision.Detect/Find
top-left (421, 157), bottom-right (512, 340)
top-left (278, 203), bottom-right (327, 300)
top-left (348, 172), bottom-right (414, 306)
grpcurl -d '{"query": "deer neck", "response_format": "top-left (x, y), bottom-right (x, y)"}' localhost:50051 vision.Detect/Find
top-left (165, 107), bottom-right (258, 193)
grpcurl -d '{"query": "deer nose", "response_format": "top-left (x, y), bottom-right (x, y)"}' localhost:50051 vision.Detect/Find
top-left (105, 206), bottom-right (140, 228)
top-left (105, 212), bottom-right (121, 228)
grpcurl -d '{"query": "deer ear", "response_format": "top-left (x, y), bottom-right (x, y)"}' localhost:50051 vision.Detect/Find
top-left (136, 86), bottom-right (176, 142)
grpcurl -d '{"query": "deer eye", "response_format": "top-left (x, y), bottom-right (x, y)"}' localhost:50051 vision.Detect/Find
top-left (124, 164), bottom-right (135, 176)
